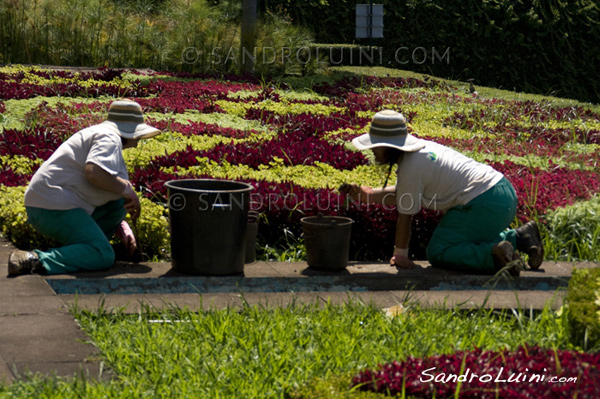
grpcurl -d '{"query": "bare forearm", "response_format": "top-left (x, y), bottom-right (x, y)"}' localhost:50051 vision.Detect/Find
top-left (369, 186), bottom-right (397, 207)
top-left (339, 183), bottom-right (397, 206)
top-left (394, 213), bottom-right (412, 249)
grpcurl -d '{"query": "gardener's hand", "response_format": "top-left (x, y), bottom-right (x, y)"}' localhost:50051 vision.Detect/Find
top-left (390, 247), bottom-right (416, 269)
top-left (116, 220), bottom-right (138, 256)
top-left (338, 183), bottom-right (372, 203)
top-left (391, 255), bottom-right (417, 269)
top-left (122, 183), bottom-right (141, 222)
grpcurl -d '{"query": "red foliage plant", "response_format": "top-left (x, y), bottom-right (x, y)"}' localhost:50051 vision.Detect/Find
top-left (146, 118), bottom-right (258, 139)
top-left (0, 68), bottom-right (149, 100)
top-left (148, 131), bottom-right (369, 171)
top-left (351, 345), bottom-right (600, 398)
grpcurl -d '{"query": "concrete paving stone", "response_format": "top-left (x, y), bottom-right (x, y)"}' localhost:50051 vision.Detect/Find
top-left (0, 314), bottom-right (85, 338)
top-left (0, 295), bottom-right (67, 316)
top-left (11, 361), bottom-right (107, 382)
top-left (352, 291), bottom-right (410, 308)
top-left (43, 262), bottom-right (157, 280)
top-left (243, 261), bottom-right (287, 277)
top-left (0, 274), bottom-right (57, 297)
top-left (0, 355), bottom-right (14, 384)
top-left (60, 293), bottom-right (242, 313)
top-left (224, 292), bottom-right (327, 309)
top-left (0, 336), bottom-right (98, 364)
top-left (315, 291), bottom-right (404, 308)
top-left (388, 290), bottom-right (568, 310)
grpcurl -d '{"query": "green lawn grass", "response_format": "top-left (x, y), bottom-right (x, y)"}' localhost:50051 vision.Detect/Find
top-left (0, 298), bottom-right (572, 399)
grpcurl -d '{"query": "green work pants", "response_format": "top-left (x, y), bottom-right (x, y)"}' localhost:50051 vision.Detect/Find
top-left (26, 199), bottom-right (126, 275)
top-left (426, 177), bottom-right (518, 274)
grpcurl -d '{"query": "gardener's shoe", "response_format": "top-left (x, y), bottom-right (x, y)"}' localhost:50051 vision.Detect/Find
top-left (7, 250), bottom-right (44, 276)
top-left (515, 221), bottom-right (544, 270)
top-left (492, 241), bottom-right (521, 277)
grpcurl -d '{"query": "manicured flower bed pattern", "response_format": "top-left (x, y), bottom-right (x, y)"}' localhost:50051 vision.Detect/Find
top-left (351, 345), bottom-right (600, 398)
top-left (1, 66), bottom-right (599, 260)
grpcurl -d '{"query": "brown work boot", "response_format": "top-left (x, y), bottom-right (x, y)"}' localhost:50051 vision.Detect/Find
top-left (7, 250), bottom-right (44, 276)
top-left (492, 241), bottom-right (521, 277)
top-left (515, 221), bottom-right (544, 270)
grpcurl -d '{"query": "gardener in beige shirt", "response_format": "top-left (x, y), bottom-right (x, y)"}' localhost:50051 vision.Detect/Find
top-left (7, 100), bottom-right (161, 276)
top-left (340, 110), bottom-right (543, 275)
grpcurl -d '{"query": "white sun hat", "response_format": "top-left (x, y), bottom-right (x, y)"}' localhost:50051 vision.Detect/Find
top-left (102, 100), bottom-right (160, 140)
top-left (352, 110), bottom-right (424, 152)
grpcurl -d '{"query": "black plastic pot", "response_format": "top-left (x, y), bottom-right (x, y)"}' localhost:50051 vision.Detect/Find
top-left (165, 179), bottom-right (254, 275)
top-left (301, 214), bottom-right (353, 271)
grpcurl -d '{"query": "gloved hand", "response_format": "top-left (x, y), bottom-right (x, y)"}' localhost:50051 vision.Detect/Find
top-left (116, 220), bottom-right (138, 256)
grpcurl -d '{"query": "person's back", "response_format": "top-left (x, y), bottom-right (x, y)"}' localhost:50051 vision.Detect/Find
top-left (395, 140), bottom-right (503, 215)
top-left (25, 124), bottom-right (128, 214)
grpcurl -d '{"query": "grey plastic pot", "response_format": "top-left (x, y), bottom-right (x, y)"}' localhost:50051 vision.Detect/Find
top-left (301, 214), bottom-right (353, 271)
top-left (165, 179), bottom-right (254, 275)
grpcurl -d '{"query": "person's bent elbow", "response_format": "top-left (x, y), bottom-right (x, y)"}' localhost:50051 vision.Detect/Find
top-left (84, 163), bottom-right (101, 185)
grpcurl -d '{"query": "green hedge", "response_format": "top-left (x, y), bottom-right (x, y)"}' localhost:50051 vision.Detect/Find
top-left (566, 267), bottom-right (600, 351)
top-left (259, 0), bottom-right (600, 103)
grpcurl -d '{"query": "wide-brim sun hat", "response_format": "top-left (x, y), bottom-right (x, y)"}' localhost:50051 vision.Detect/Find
top-left (352, 109), bottom-right (425, 152)
top-left (102, 100), bottom-right (160, 140)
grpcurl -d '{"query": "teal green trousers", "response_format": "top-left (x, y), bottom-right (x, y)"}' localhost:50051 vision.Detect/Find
top-left (426, 178), bottom-right (518, 274)
top-left (26, 199), bottom-right (126, 275)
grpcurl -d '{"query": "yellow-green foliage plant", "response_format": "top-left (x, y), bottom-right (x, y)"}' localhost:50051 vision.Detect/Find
top-left (566, 267), bottom-right (600, 351)
top-left (126, 196), bottom-right (171, 261)
top-left (0, 186), bottom-right (54, 250)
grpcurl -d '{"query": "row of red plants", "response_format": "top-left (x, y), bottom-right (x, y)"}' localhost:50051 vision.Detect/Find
top-left (351, 345), bottom-right (599, 398)
top-left (0, 72), bottom-right (148, 100)
top-left (150, 134), bottom-right (368, 171)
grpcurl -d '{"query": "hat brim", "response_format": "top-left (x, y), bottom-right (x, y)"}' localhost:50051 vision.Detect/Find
top-left (352, 132), bottom-right (425, 152)
top-left (102, 121), bottom-right (161, 140)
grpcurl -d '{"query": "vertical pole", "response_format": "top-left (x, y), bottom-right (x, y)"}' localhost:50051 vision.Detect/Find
top-left (240, 0), bottom-right (258, 75)
top-left (369, 0), bottom-right (373, 49)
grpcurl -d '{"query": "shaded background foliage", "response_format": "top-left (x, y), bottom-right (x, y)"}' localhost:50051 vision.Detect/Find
top-left (258, 0), bottom-right (600, 103)
top-left (1, 0), bottom-right (598, 102)
top-left (0, 0), bottom-right (315, 76)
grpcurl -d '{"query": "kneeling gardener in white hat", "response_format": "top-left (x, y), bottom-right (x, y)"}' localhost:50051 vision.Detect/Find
top-left (7, 100), bottom-right (161, 276)
top-left (340, 110), bottom-right (543, 275)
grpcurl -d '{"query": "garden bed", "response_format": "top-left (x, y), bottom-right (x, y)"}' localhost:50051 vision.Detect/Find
top-left (1, 65), bottom-right (599, 263)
